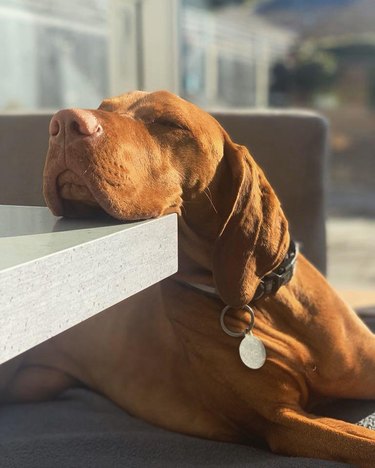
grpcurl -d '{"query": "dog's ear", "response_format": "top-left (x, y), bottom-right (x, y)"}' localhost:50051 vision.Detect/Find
top-left (213, 135), bottom-right (290, 307)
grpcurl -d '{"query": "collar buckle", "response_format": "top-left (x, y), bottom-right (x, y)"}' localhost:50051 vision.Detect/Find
top-left (252, 240), bottom-right (298, 303)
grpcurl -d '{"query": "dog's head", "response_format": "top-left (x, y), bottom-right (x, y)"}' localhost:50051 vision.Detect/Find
top-left (44, 90), bottom-right (289, 307)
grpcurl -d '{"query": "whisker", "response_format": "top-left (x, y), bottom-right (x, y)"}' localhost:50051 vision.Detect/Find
top-left (204, 187), bottom-right (218, 214)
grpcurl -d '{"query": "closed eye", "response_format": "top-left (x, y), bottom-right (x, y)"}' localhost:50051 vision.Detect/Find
top-left (151, 118), bottom-right (190, 132)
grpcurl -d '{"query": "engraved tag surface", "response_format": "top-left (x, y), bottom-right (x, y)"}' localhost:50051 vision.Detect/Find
top-left (239, 333), bottom-right (266, 369)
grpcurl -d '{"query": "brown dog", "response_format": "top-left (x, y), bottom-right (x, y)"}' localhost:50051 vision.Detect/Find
top-left (1, 91), bottom-right (375, 466)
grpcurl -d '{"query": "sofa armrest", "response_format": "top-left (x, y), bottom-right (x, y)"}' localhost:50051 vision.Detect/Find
top-left (0, 113), bottom-right (52, 207)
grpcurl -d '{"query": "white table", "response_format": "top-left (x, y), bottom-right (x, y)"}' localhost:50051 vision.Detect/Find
top-left (0, 205), bottom-right (178, 364)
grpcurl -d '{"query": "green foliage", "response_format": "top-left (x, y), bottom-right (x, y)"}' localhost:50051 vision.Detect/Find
top-left (271, 44), bottom-right (338, 102)
top-left (325, 41), bottom-right (375, 60)
top-left (293, 45), bottom-right (338, 93)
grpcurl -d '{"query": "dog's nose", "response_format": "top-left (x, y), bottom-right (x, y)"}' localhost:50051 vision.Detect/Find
top-left (49, 109), bottom-right (102, 140)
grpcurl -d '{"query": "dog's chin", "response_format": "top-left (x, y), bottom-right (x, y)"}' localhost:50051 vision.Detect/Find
top-left (59, 198), bottom-right (110, 219)
top-left (57, 185), bottom-right (162, 222)
top-left (54, 170), bottom-right (109, 219)
top-left (51, 169), bottom-right (182, 221)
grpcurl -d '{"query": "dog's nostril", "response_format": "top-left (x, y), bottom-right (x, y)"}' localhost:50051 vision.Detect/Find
top-left (70, 116), bottom-right (101, 136)
top-left (49, 109), bottom-right (102, 139)
top-left (49, 118), bottom-right (60, 137)
top-left (71, 120), bottom-right (80, 135)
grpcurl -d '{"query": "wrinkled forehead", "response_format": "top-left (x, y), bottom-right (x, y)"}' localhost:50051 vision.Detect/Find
top-left (98, 90), bottom-right (220, 134)
top-left (98, 91), bottom-right (149, 113)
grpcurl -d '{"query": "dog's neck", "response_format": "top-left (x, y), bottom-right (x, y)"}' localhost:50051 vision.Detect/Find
top-left (176, 240), bottom-right (298, 306)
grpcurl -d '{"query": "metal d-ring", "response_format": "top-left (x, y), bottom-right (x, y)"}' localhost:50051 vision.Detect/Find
top-left (220, 304), bottom-right (255, 338)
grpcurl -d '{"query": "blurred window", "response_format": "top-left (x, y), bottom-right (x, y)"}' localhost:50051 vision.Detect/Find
top-left (0, 0), bottom-right (166, 110)
top-left (0, 0), bottom-right (111, 109)
top-left (180, 1), bottom-right (295, 107)
top-left (0, 0), bottom-right (179, 111)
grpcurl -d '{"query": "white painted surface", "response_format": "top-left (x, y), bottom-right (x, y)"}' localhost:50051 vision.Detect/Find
top-left (0, 206), bottom-right (178, 364)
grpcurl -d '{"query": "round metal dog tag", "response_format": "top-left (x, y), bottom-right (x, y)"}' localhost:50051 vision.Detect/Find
top-left (239, 333), bottom-right (266, 369)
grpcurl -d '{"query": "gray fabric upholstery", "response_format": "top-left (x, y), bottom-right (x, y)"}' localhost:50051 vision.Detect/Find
top-left (0, 113), bottom-right (50, 207)
top-left (0, 109), bottom-right (328, 273)
top-left (0, 388), bottom-right (353, 468)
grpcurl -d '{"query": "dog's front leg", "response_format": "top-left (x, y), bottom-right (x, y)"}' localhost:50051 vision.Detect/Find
top-left (0, 354), bottom-right (24, 401)
top-left (0, 343), bottom-right (79, 403)
top-left (266, 407), bottom-right (375, 467)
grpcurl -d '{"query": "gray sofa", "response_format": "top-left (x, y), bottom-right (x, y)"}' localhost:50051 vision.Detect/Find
top-left (1, 109), bottom-right (372, 468)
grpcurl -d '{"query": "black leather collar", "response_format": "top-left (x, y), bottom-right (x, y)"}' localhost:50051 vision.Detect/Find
top-left (252, 240), bottom-right (298, 302)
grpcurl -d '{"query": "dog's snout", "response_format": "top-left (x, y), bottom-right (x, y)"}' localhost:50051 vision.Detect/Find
top-left (49, 109), bottom-right (102, 140)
